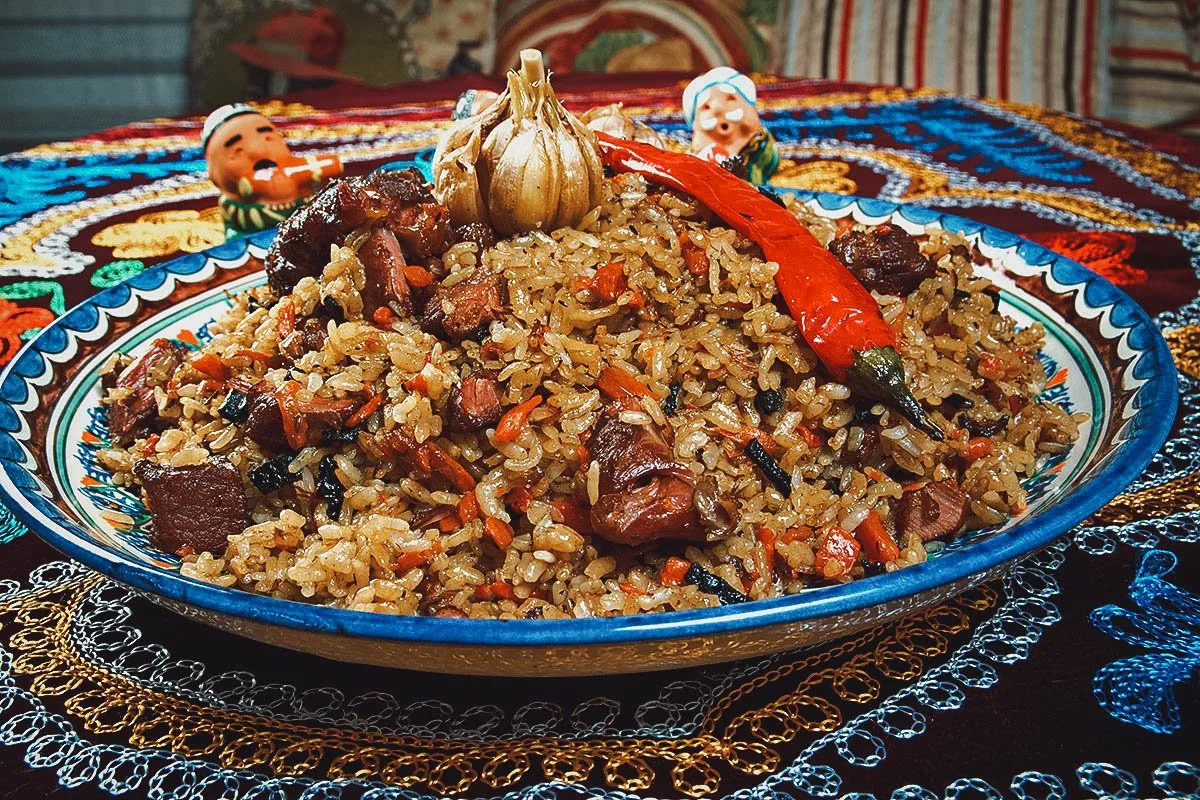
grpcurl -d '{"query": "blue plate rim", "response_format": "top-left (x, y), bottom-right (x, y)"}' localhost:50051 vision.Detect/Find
top-left (0, 194), bottom-right (1178, 648)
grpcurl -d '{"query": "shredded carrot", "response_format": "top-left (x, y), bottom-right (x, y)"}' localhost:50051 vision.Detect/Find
top-left (425, 442), bottom-right (476, 492)
top-left (780, 526), bottom-right (813, 544)
top-left (278, 300), bottom-right (295, 339)
top-left (346, 391), bottom-right (384, 427)
top-left (474, 580), bottom-right (515, 601)
top-left (457, 491), bottom-right (481, 523)
top-left (572, 275), bottom-right (594, 293)
top-left (855, 511), bottom-right (901, 563)
top-left (191, 353), bottom-right (230, 382)
top-left (797, 423), bottom-right (823, 450)
top-left (372, 306), bottom-right (395, 327)
top-left (437, 514), bottom-right (460, 533)
top-left (722, 427), bottom-right (782, 455)
top-left (679, 231), bottom-right (709, 275)
top-left (814, 528), bottom-right (860, 579)
top-left (505, 486), bottom-right (533, 513)
top-left (234, 348), bottom-right (274, 364)
top-left (275, 381), bottom-right (308, 450)
top-left (403, 372), bottom-right (429, 395)
top-left (596, 365), bottom-right (654, 400)
top-left (576, 444), bottom-right (590, 464)
top-left (593, 261), bottom-right (627, 301)
top-left (392, 542), bottom-right (442, 572)
top-left (902, 481), bottom-right (927, 493)
top-left (494, 394), bottom-right (544, 444)
top-left (402, 265), bottom-right (435, 287)
top-left (627, 290), bottom-right (646, 308)
top-left (660, 556), bottom-right (691, 586)
top-left (483, 517), bottom-right (514, 549)
top-left (864, 467), bottom-right (887, 483)
top-left (619, 582), bottom-right (645, 597)
top-left (965, 437), bottom-right (993, 460)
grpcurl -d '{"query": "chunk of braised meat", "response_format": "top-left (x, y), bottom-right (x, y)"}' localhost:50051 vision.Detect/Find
top-left (447, 369), bottom-right (504, 433)
top-left (280, 317), bottom-right (329, 361)
top-left (358, 225), bottom-right (412, 317)
top-left (421, 269), bottom-right (507, 341)
top-left (132, 456), bottom-right (247, 554)
top-left (451, 222), bottom-right (497, 252)
top-left (242, 381), bottom-right (290, 452)
top-left (105, 338), bottom-right (185, 444)
top-left (896, 479), bottom-right (968, 542)
top-left (587, 400), bottom-right (715, 546)
top-left (99, 353), bottom-right (134, 394)
top-left (828, 223), bottom-right (934, 296)
top-left (265, 170), bottom-right (450, 294)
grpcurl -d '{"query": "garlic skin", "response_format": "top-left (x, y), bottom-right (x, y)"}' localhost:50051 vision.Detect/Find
top-left (432, 50), bottom-right (604, 237)
top-left (580, 103), bottom-right (666, 148)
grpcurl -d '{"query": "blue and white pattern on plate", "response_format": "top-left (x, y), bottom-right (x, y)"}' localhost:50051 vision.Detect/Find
top-left (0, 196), bottom-right (1177, 676)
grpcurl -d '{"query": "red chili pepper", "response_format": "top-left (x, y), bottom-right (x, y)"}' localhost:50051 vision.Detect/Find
top-left (594, 133), bottom-right (943, 440)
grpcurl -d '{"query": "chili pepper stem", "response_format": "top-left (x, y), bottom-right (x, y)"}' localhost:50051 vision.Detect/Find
top-left (847, 346), bottom-right (945, 441)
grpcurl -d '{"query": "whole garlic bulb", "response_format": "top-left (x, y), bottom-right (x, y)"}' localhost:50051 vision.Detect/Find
top-left (580, 103), bottom-right (666, 148)
top-left (432, 50), bottom-right (605, 237)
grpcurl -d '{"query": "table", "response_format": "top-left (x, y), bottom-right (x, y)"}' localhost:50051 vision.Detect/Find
top-left (1, 75), bottom-right (1198, 800)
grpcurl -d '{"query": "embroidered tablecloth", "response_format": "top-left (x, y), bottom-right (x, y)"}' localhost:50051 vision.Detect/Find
top-left (1, 75), bottom-right (1197, 800)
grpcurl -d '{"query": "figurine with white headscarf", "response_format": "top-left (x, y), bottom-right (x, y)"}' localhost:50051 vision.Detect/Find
top-left (683, 67), bottom-right (779, 184)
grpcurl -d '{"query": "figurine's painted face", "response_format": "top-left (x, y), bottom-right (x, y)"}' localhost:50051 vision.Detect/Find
top-left (690, 86), bottom-right (762, 155)
top-left (205, 113), bottom-right (294, 202)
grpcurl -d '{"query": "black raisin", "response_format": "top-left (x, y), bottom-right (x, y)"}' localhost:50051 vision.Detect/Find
top-left (685, 563), bottom-right (748, 605)
top-left (249, 455), bottom-right (298, 494)
top-left (754, 389), bottom-right (784, 416)
top-left (321, 426), bottom-right (360, 444)
top-left (316, 454), bottom-right (345, 520)
top-left (746, 439), bottom-right (792, 497)
top-left (320, 295), bottom-right (345, 323)
top-left (945, 393), bottom-right (975, 409)
top-left (218, 389), bottom-right (249, 423)
top-left (662, 380), bottom-right (683, 416)
top-left (961, 413), bottom-right (1009, 438)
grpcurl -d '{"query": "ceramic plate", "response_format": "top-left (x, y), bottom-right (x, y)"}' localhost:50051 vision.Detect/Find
top-left (0, 193), bottom-right (1176, 676)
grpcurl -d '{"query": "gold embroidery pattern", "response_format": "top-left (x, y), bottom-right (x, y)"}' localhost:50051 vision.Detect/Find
top-left (91, 209), bottom-right (226, 259)
top-left (0, 572), bottom-right (997, 797)
top-left (772, 158), bottom-right (858, 194)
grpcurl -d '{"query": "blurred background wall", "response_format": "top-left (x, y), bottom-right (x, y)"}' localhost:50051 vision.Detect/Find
top-left (1, 0), bottom-right (1197, 154)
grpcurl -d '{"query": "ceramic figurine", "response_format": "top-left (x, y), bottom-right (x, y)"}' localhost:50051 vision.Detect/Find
top-left (683, 67), bottom-right (779, 184)
top-left (202, 103), bottom-right (343, 236)
top-left (452, 89), bottom-right (501, 121)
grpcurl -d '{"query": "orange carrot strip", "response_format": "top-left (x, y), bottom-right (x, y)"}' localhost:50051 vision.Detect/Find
top-left (403, 372), bottom-right (429, 395)
top-left (596, 365), bottom-right (654, 400)
top-left (346, 391), bottom-right (384, 428)
top-left (965, 437), bottom-right (993, 460)
top-left (814, 528), bottom-right (861, 579)
top-left (780, 526), bottom-right (813, 544)
top-left (593, 261), bottom-right (627, 301)
top-left (756, 527), bottom-right (777, 573)
top-left (679, 231), bottom-right (709, 275)
top-left (659, 556), bottom-right (691, 586)
top-left (403, 265), bottom-right (435, 288)
top-left (506, 486), bottom-right (533, 514)
top-left (437, 514), bottom-right (460, 533)
top-left (484, 517), bottom-right (514, 549)
top-left (619, 582), bottom-right (645, 597)
top-left (457, 491), bottom-right (481, 524)
top-left (191, 353), bottom-right (230, 382)
top-left (275, 382), bottom-right (308, 450)
top-left (278, 300), bottom-right (295, 339)
top-left (493, 394), bottom-right (544, 444)
top-left (372, 306), bottom-right (395, 327)
top-left (855, 511), bottom-right (901, 563)
top-left (425, 442), bottom-right (476, 492)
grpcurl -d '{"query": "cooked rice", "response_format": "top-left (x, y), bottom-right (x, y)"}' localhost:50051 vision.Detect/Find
top-left (99, 173), bottom-right (1081, 618)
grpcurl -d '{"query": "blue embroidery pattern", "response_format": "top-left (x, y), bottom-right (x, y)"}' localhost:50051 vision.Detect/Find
top-left (1091, 549), bottom-right (1200, 734)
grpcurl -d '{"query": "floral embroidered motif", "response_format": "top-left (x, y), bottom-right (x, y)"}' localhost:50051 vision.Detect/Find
top-left (1091, 549), bottom-right (1200, 734)
top-left (1028, 231), bottom-right (1148, 286)
top-left (91, 208), bottom-right (225, 259)
top-left (0, 297), bottom-right (54, 362)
